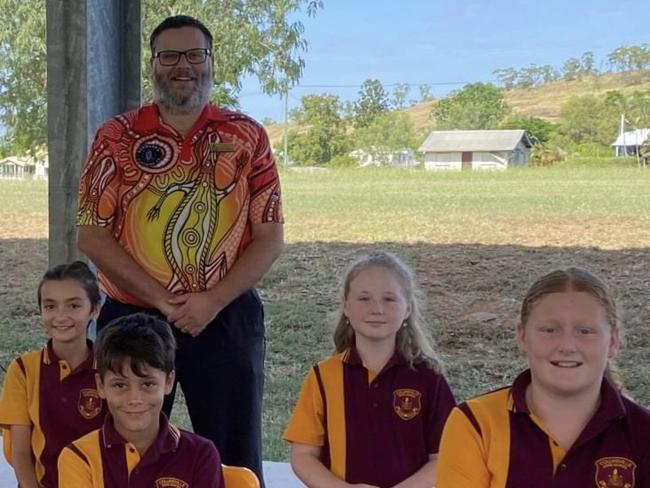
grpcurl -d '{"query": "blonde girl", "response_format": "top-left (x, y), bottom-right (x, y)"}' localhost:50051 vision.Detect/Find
top-left (285, 253), bottom-right (455, 488)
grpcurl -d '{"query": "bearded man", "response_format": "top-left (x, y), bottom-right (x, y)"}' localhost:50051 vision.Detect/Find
top-left (76, 15), bottom-right (284, 485)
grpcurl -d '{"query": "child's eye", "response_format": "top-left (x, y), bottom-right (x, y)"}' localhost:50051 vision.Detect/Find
top-left (143, 381), bottom-right (157, 388)
top-left (540, 326), bottom-right (557, 334)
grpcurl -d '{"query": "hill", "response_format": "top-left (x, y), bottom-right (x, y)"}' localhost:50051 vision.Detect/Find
top-left (264, 71), bottom-right (650, 145)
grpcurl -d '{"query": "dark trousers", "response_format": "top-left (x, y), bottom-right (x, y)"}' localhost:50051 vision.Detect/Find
top-left (97, 290), bottom-right (266, 486)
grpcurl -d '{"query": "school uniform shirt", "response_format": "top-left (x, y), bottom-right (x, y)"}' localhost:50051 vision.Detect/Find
top-left (58, 413), bottom-right (223, 488)
top-left (0, 341), bottom-right (106, 488)
top-left (284, 347), bottom-right (456, 488)
top-left (436, 369), bottom-right (650, 488)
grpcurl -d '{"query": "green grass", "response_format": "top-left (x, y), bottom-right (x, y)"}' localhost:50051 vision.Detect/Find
top-left (1, 164), bottom-right (650, 461)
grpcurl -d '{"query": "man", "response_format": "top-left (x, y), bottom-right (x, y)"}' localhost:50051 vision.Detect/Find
top-left (76, 15), bottom-right (283, 485)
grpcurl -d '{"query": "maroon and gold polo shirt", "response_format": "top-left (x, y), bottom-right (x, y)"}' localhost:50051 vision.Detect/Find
top-left (436, 369), bottom-right (650, 488)
top-left (0, 341), bottom-right (106, 487)
top-left (284, 347), bottom-right (456, 487)
top-left (77, 103), bottom-right (283, 307)
top-left (58, 413), bottom-right (223, 487)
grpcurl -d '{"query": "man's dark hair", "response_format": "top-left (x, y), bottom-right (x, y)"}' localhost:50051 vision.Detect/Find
top-left (95, 313), bottom-right (176, 379)
top-left (38, 260), bottom-right (101, 308)
top-left (149, 15), bottom-right (213, 56)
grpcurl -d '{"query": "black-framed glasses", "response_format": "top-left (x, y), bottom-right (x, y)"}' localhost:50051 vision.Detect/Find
top-left (154, 48), bottom-right (211, 66)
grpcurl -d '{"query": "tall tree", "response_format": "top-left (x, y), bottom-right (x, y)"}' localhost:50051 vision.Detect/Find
top-left (285, 94), bottom-right (348, 166)
top-left (352, 112), bottom-right (419, 165)
top-left (353, 78), bottom-right (389, 128)
top-left (493, 68), bottom-right (518, 89)
top-left (430, 82), bottom-right (511, 130)
top-left (418, 84), bottom-right (434, 102)
top-left (0, 0), bottom-right (322, 153)
top-left (391, 83), bottom-right (410, 109)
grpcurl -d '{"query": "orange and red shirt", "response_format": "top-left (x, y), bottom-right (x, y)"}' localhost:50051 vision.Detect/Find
top-left (58, 413), bottom-right (223, 488)
top-left (284, 348), bottom-right (455, 487)
top-left (436, 369), bottom-right (650, 488)
top-left (77, 103), bottom-right (283, 306)
top-left (0, 341), bottom-right (106, 487)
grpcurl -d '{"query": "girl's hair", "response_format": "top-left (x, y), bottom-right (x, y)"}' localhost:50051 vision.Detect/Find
top-left (37, 260), bottom-right (101, 308)
top-left (520, 266), bottom-right (622, 387)
top-left (334, 253), bottom-right (442, 372)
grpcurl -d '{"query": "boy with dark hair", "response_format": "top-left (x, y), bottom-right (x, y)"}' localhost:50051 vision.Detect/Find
top-left (58, 313), bottom-right (223, 487)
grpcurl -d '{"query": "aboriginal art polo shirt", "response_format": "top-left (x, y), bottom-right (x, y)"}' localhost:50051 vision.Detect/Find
top-left (0, 341), bottom-right (106, 488)
top-left (58, 413), bottom-right (223, 488)
top-left (284, 347), bottom-right (456, 487)
top-left (77, 103), bottom-right (283, 306)
top-left (436, 369), bottom-right (650, 488)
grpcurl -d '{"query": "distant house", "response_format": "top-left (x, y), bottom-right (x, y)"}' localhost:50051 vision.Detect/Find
top-left (0, 152), bottom-right (49, 180)
top-left (419, 129), bottom-right (536, 171)
top-left (350, 148), bottom-right (417, 167)
top-left (611, 128), bottom-right (650, 156)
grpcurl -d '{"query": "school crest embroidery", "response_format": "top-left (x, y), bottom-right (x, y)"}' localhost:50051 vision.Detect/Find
top-left (78, 389), bottom-right (102, 419)
top-left (595, 457), bottom-right (636, 488)
top-left (393, 388), bottom-right (422, 420)
top-left (155, 477), bottom-right (189, 488)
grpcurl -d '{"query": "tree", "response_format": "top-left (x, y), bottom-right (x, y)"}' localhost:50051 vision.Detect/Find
top-left (430, 82), bottom-right (511, 130)
top-left (500, 116), bottom-right (559, 144)
top-left (352, 112), bottom-right (419, 165)
top-left (353, 79), bottom-right (389, 128)
top-left (493, 68), bottom-right (518, 89)
top-left (284, 94), bottom-right (348, 166)
top-left (391, 83), bottom-right (410, 109)
top-left (0, 0), bottom-right (322, 153)
top-left (559, 94), bottom-right (617, 145)
top-left (562, 58), bottom-right (582, 81)
top-left (418, 84), bottom-right (434, 102)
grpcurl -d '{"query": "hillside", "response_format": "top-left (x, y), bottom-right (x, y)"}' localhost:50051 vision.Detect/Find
top-left (264, 71), bottom-right (650, 146)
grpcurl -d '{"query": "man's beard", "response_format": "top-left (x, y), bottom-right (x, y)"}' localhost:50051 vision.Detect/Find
top-left (153, 68), bottom-right (213, 114)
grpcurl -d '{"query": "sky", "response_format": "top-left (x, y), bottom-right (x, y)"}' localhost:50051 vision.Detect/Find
top-left (236, 0), bottom-right (650, 122)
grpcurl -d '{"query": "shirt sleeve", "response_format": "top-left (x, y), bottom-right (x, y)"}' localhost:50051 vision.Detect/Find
top-left (247, 123), bottom-right (283, 225)
top-left (283, 369), bottom-right (325, 446)
top-left (435, 406), bottom-right (491, 488)
top-left (76, 124), bottom-right (121, 228)
top-left (58, 446), bottom-right (94, 488)
top-left (0, 358), bottom-right (32, 428)
top-left (193, 438), bottom-right (224, 488)
top-left (424, 372), bottom-right (456, 454)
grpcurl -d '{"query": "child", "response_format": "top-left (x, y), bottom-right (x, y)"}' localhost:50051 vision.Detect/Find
top-left (284, 253), bottom-right (456, 488)
top-left (0, 261), bottom-right (107, 488)
top-left (58, 313), bottom-right (224, 487)
top-left (436, 267), bottom-right (650, 487)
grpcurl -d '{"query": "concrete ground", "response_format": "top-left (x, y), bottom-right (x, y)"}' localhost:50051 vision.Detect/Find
top-left (0, 439), bottom-right (305, 487)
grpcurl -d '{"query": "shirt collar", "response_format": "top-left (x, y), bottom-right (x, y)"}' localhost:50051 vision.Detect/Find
top-left (343, 345), bottom-right (406, 371)
top-left (509, 368), bottom-right (627, 421)
top-left (102, 412), bottom-right (180, 455)
top-left (131, 103), bottom-right (229, 134)
top-left (43, 339), bottom-right (95, 372)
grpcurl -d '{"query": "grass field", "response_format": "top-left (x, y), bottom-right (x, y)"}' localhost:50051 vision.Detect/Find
top-left (1, 163), bottom-right (649, 460)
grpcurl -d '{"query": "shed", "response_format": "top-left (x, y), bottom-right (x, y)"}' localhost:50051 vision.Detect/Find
top-left (611, 128), bottom-right (650, 156)
top-left (419, 129), bottom-right (535, 171)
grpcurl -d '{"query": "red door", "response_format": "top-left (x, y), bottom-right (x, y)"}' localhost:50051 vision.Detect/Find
top-left (461, 152), bottom-right (472, 170)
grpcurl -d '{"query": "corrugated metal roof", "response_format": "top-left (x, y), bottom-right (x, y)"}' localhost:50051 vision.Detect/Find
top-left (611, 128), bottom-right (650, 147)
top-left (418, 129), bottom-right (531, 152)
